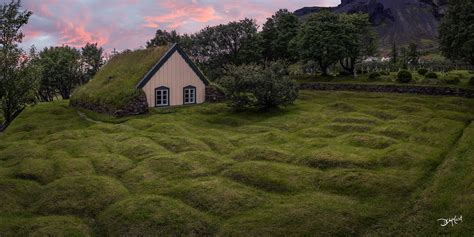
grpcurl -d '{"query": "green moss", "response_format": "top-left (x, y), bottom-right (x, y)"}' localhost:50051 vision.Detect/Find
top-left (345, 134), bottom-right (396, 149)
top-left (54, 158), bottom-right (95, 178)
top-left (14, 159), bottom-right (56, 184)
top-left (99, 195), bottom-right (215, 236)
top-left (71, 46), bottom-right (171, 109)
top-left (1, 90), bottom-right (474, 235)
top-left (223, 161), bottom-right (320, 193)
top-left (164, 177), bottom-right (265, 217)
top-left (0, 179), bottom-right (42, 215)
top-left (218, 193), bottom-right (373, 236)
top-left (89, 154), bottom-right (133, 177)
top-left (34, 176), bottom-right (128, 217)
top-left (230, 146), bottom-right (293, 163)
top-left (0, 216), bottom-right (91, 236)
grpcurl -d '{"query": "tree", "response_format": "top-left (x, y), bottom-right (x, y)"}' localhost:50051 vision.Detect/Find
top-left (189, 18), bottom-right (262, 80)
top-left (146, 29), bottom-right (182, 48)
top-left (221, 62), bottom-right (298, 111)
top-left (407, 43), bottom-right (419, 66)
top-left (339, 13), bottom-right (378, 75)
top-left (291, 11), bottom-right (348, 75)
top-left (261, 9), bottom-right (300, 61)
top-left (81, 42), bottom-right (104, 84)
top-left (39, 46), bottom-right (82, 99)
top-left (0, 0), bottom-right (33, 125)
top-left (390, 43), bottom-right (399, 67)
top-left (439, 0), bottom-right (474, 65)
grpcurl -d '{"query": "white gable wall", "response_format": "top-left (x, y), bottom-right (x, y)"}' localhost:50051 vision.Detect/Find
top-left (142, 51), bottom-right (206, 107)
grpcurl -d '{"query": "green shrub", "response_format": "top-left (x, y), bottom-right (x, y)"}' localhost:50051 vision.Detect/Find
top-left (397, 70), bottom-right (412, 83)
top-left (368, 72), bottom-right (381, 81)
top-left (425, 72), bottom-right (438, 79)
top-left (469, 77), bottom-right (474, 86)
top-left (444, 75), bottom-right (461, 85)
top-left (221, 62), bottom-right (298, 111)
top-left (417, 68), bottom-right (428, 75)
top-left (99, 195), bottom-right (215, 236)
top-left (380, 71), bottom-right (390, 76)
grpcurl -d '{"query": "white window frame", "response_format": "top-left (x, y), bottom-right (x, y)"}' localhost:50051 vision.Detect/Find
top-left (155, 87), bottom-right (169, 107)
top-left (183, 86), bottom-right (196, 105)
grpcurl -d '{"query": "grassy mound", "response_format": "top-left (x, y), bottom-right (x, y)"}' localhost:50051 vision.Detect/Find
top-left (164, 177), bottom-right (265, 217)
top-left (230, 146), bottom-right (293, 163)
top-left (345, 134), bottom-right (396, 149)
top-left (218, 193), bottom-right (373, 236)
top-left (298, 149), bottom-right (371, 169)
top-left (34, 176), bottom-right (128, 217)
top-left (14, 159), bottom-right (55, 184)
top-left (0, 216), bottom-right (91, 236)
top-left (71, 46), bottom-right (170, 110)
top-left (99, 195), bottom-right (215, 236)
top-left (320, 169), bottom-right (414, 198)
top-left (55, 158), bottom-right (95, 178)
top-left (123, 152), bottom-right (232, 185)
top-left (223, 161), bottom-right (320, 193)
top-left (0, 179), bottom-right (42, 214)
top-left (89, 154), bottom-right (133, 177)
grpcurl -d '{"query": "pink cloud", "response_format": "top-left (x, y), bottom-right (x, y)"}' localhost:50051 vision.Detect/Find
top-left (19, 0), bottom-right (340, 51)
top-left (144, 0), bottom-right (221, 29)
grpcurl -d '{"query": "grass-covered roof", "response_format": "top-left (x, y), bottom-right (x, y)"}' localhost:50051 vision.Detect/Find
top-left (71, 45), bottom-right (171, 109)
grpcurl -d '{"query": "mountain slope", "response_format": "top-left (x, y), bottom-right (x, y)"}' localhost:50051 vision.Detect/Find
top-left (295, 0), bottom-right (448, 51)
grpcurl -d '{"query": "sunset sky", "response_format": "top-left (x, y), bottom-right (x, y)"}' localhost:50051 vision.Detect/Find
top-left (15, 0), bottom-right (339, 52)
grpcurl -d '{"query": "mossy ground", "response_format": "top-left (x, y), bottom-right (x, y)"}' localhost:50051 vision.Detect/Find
top-left (1, 91), bottom-right (473, 236)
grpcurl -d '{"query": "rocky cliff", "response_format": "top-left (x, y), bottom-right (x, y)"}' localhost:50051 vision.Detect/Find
top-left (295, 0), bottom-right (448, 52)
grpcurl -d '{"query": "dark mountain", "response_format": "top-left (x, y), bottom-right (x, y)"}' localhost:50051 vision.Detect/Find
top-left (295, 0), bottom-right (448, 52)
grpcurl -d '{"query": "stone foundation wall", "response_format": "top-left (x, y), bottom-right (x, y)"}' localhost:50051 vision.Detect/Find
top-left (70, 91), bottom-right (149, 117)
top-left (205, 85), bottom-right (226, 103)
top-left (299, 83), bottom-right (474, 98)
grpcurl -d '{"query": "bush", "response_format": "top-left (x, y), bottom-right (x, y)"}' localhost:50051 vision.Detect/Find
top-left (368, 72), bottom-right (381, 81)
top-left (397, 70), bottom-right (412, 83)
top-left (425, 72), bottom-right (438, 79)
top-left (380, 71), bottom-right (390, 76)
top-left (221, 62), bottom-right (298, 111)
top-left (444, 75), bottom-right (461, 85)
top-left (469, 77), bottom-right (474, 86)
top-left (417, 68), bottom-right (428, 75)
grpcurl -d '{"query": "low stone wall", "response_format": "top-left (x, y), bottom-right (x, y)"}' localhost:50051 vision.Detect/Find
top-left (70, 91), bottom-right (149, 117)
top-left (299, 83), bottom-right (474, 98)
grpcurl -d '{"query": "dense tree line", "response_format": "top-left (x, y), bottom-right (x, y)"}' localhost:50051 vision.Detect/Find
top-left (147, 10), bottom-right (377, 79)
top-left (1, 0), bottom-right (104, 126)
top-left (439, 0), bottom-right (474, 66)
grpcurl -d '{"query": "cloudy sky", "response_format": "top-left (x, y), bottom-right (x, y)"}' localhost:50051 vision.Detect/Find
top-left (14, 0), bottom-right (339, 52)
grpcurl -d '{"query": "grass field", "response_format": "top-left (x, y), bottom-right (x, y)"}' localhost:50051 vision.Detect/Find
top-left (1, 91), bottom-right (473, 236)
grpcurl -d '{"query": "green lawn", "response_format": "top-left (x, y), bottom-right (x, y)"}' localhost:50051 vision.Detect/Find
top-left (1, 91), bottom-right (473, 236)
